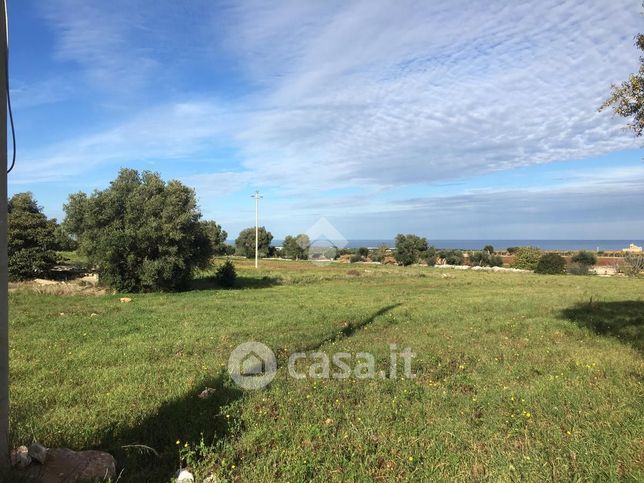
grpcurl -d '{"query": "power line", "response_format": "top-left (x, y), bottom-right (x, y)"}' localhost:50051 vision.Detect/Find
top-left (4, 0), bottom-right (13, 175)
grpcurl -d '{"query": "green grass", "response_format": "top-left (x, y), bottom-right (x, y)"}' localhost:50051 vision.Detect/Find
top-left (9, 259), bottom-right (644, 481)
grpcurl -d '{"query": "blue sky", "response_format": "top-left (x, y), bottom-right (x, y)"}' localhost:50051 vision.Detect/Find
top-left (7, 0), bottom-right (644, 240)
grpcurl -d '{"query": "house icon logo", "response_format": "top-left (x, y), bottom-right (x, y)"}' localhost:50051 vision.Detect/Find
top-left (228, 341), bottom-right (277, 390)
top-left (299, 217), bottom-right (348, 260)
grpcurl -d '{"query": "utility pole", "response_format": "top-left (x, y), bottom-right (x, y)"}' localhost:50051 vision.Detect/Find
top-left (0, 0), bottom-right (9, 467)
top-left (251, 191), bottom-right (262, 268)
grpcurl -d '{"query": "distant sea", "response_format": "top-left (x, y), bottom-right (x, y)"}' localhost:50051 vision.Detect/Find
top-left (271, 240), bottom-right (644, 251)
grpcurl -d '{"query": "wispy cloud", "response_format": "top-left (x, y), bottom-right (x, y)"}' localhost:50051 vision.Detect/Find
top-left (12, 101), bottom-right (233, 184)
top-left (16, 0), bottom-right (644, 238)
top-left (218, 0), bottom-right (640, 191)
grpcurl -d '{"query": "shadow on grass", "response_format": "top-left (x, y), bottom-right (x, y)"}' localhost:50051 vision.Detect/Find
top-left (560, 300), bottom-right (643, 353)
top-left (189, 275), bottom-right (282, 291)
top-left (296, 303), bottom-right (402, 353)
top-left (99, 372), bottom-right (243, 482)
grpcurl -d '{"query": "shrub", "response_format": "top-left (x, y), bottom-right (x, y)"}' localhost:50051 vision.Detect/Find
top-left (483, 245), bottom-right (494, 254)
top-left (356, 247), bottom-right (369, 258)
top-left (63, 169), bottom-right (213, 292)
top-left (8, 193), bottom-right (58, 280)
top-left (350, 253), bottom-right (363, 263)
top-left (510, 246), bottom-right (541, 270)
top-left (571, 250), bottom-right (597, 266)
top-left (438, 249), bottom-right (464, 265)
top-left (235, 227), bottom-right (273, 258)
top-left (215, 260), bottom-right (237, 287)
top-left (507, 246), bottom-right (519, 254)
top-left (469, 250), bottom-right (504, 267)
top-left (422, 246), bottom-right (438, 266)
top-left (621, 254), bottom-right (644, 277)
top-left (566, 262), bottom-right (590, 276)
top-left (394, 234), bottom-right (428, 266)
top-left (535, 253), bottom-right (566, 274)
top-left (370, 244), bottom-right (389, 263)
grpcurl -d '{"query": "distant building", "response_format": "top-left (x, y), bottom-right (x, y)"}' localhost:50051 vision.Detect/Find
top-left (622, 243), bottom-right (643, 253)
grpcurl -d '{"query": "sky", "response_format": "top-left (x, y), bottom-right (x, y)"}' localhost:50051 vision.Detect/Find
top-left (7, 0), bottom-right (644, 240)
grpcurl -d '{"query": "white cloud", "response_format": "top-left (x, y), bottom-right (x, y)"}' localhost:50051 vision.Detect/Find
top-left (11, 101), bottom-right (233, 184)
top-left (216, 0), bottom-right (641, 191)
top-left (22, 0), bottom-right (643, 238)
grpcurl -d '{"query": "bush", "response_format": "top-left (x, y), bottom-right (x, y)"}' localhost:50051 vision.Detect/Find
top-left (438, 249), bottom-right (464, 265)
top-left (63, 169), bottom-right (213, 292)
top-left (510, 246), bottom-right (541, 270)
top-left (422, 246), bottom-right (438, 266)
top-left (621, 254), bottom-right (644, 277)
top-left (469, 250), bottom-right (504, 267)
top-left (8, 193), bottom-right (59, 280)
top-left (370, 244), bottom-right (389, 263)
top-left (483, 245), bottom-right (495, 254)
top-left (571, 250), bottom-right (597, 266)
top-left (394, 234), bottom-right (428, 266)
top-left (490, 255), bottom-right (504, 267)
top-left (535, 253), bottom-right (566, 274)
top-left (356, 247), bottom-right (369, 258)
top-left (507, 246), bottom-right (519, 254)
top-left (235, 227), bottom-right (273, 258)
top-left (215, 260), bottom-right (237, 287)
top-left (567, 262), bottom-right (591, 276)
top-left (350, 253), bottom-right (363, 263)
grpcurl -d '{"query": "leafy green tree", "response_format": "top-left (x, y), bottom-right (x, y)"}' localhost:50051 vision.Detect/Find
top-left (571, 250), bottom-right (597, 267)
top-left (200, 220), bottom-right (228, 256)
top-left (510, 246), bottom-right (542, 270)
top-left (600, 34), bottom-right (644, 136)
top-left (535, 253), bottom-right (566, 274)
top-left (53, 223), bottom-right (78, 251)
top-left (394, 234), bottom-right (428, 266)
top-left (483, 245), bottom-right (495, 254)
top-left (235, 226), bottom-right (273, 258)
top-left (63, 169), bottom-right (212, 292)
top-left (282, 234), bottom-right (310, 260)
top-left (8, 192), bottom-right (58, 280)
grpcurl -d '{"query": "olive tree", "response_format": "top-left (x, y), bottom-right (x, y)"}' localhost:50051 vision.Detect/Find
top-left (63, 169), bottom-right (213, 292)
top-left (8, 192), bottom-right (58, 280)
top-left (394, 234), bottom-right (428, 266)
top-left (282, 234), bottom-right (310, 260)
top-left (235, 227), bottom-right (273, 258)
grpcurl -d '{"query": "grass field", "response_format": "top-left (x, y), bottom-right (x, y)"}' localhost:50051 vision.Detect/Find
top-left (8, 259), bottom-right (644, 481)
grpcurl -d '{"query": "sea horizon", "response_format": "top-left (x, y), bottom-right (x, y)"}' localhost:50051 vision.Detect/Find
top-left (267, 239), bottom-right (644, 251)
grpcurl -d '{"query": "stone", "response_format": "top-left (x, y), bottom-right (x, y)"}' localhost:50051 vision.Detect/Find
top-left (176, 469), bottom-right (195, 482)
top-left (28, 442), bottom-right (48, 464)
top-left (21, 448), bottom-right (116, 483)
top-left (198, 387), bottom-right (217, 399)
top-left (119, 297), bottom-right (132, 303)
top-left (11, 445), bottom-right (31, 469)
